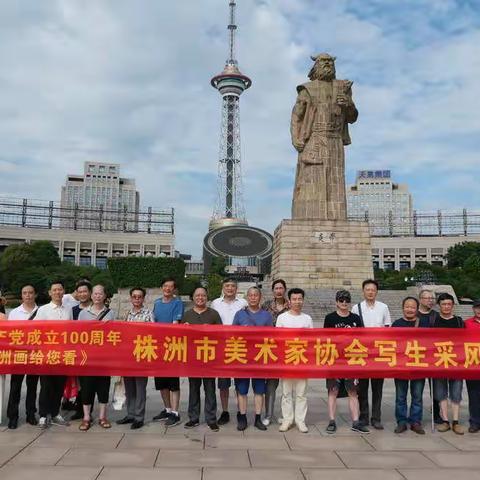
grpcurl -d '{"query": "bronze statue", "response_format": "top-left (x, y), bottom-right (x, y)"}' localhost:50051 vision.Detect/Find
top-left (291, 53), bottom-right (358, 220)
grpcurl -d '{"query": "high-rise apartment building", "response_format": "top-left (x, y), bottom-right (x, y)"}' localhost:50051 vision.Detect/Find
top-left (347, 170), bottom-right (413, 235)
top-left (60, 162), bottom-right (140, 231)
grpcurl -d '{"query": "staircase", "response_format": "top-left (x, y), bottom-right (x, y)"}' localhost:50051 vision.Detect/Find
top-left (110, 286), bottom-right (474, 326)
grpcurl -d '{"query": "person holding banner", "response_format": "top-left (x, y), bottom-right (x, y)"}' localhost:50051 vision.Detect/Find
top-left (77, 284), bottom-right (115, 431)
top-left (211, 278), bottom-right (247, 426)
top-left (117, 287), bottom-right (154, 430)
top-left (277, 288), bottom-right (313, 433)
top-left (465, 300), bottom-right (480, 433)
top-left (69, 279), bottom-right (93, 421)
top-left (6, 284), bottom-right (39, 429)
top-left (35, 280), bottom-right (72, 429)
top-left (233, 286), bottom-right (273, 431)
top-left (392, 297), bottom-right (429, 435)
top-left (417, 288), bottom-right (442, 425)
top-left (323, 290), bottom-right (369, 434)
top-left (433, 292), bottom-right (465, 435)
top-left (352, 279), bottom-right (391, 429)
top-left (261, 279), bottom-right (289, 426)
top-left (152, 277), bottom-right (184, 427)
top-left (182, 287), bottom-right (222, 431)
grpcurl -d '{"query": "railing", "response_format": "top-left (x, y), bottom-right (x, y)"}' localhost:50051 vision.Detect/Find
top-left (0, 197), bottom-right (174, 235)
top-left (348, 209), bottom-right (480, 237)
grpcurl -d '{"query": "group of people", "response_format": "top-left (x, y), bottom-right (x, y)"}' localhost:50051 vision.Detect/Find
top-left (4, 276), bottom-right (480, 436)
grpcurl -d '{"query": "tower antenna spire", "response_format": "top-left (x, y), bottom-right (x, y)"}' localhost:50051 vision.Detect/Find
top-left (209, 0), bottom-right (251, 229)
top-left (227, 0), bottom-right (237, 65)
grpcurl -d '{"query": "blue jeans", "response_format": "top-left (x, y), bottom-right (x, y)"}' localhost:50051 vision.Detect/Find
top-left (395, 379), bottom-right (425, 425)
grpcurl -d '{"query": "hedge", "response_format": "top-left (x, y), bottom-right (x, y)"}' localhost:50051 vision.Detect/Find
top-left (107, 257), bottom-right (185, 289)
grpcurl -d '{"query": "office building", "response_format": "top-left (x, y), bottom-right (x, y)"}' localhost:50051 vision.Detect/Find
top-left (347, 170), bottom-right (413, 235)
top-left (60, 162), bottom-right (139, 231)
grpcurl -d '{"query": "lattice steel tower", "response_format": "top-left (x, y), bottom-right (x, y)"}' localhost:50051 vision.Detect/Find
top-left (209, 0), bottom-right (251, 231)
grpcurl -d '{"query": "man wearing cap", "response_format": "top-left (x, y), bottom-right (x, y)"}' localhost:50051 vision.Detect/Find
top-left (323, 290), bottom-right (370, 434)
top-left (465, 300), bottom-right (480, 433)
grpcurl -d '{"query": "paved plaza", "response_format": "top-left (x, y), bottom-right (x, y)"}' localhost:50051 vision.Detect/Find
top-left (1, 378), bottom-right (479, 480)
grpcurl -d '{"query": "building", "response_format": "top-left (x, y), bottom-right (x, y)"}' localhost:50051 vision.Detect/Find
top-left (356, 209), bottom-right (480, 270)
top-left (60, 162), bottom-right (140, 231)
top-left (0, 197), bottom-right (175, 268)
top-left (371, 234), bottom-right (480, 270)
top-left (347, 170), bottom-right (413, 235)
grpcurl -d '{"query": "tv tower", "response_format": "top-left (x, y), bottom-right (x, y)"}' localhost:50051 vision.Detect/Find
top-left (203, 0), bottom-right (273, 275)
top-left (209, 0), bottom-right (251, 230)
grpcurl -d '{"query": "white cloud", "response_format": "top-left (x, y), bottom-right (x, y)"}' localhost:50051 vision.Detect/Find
top-left (0, 0), bottom-right (478, 257)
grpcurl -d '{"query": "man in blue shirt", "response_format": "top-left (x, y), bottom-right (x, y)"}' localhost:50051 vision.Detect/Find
top-left (233, 286), bottom-right (273, 431)
top-left (152, 277), bottom-right (184, 426)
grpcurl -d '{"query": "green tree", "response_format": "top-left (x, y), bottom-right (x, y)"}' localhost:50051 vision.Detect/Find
top-left (179, 275), bottom-right (202, 297)
top-left (446, 242), bottom-right (480, 268)
top-left (209, 256), bottom-right (228, 277)
top-left (0, 240), bottom-right (114, 303)
top-left (29, 241), bottom-right (61, 268)
top-left (206, 273), bottom-right (223, 300)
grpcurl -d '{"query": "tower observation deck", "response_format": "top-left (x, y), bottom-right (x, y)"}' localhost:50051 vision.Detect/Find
top-left (210, 0), bottom-right (251, 231)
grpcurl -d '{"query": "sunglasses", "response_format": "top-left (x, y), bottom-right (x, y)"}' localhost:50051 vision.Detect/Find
top-left (337, 299), bottom-right (350, 303)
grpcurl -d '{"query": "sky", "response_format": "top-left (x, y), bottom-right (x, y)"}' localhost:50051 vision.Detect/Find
top-left (0, 0), bottom-right (479, 258)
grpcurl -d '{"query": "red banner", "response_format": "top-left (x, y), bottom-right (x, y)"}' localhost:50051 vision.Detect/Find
top-left (1, 321), bottom-right (480, 379)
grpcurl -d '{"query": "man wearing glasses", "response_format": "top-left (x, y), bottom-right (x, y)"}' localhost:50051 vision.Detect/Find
top-left (323, 290), bottom-right (369, 434)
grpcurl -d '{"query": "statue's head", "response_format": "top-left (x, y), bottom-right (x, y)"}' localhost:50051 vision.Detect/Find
top-left (308, 53), bottom-right (336, 81)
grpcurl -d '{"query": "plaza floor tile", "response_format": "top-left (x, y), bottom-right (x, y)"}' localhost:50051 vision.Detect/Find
top-left (99, 467), bottom-right (202, 480)
top-left (155, 449), bottom-right (250, 467)
top-left (58, 447), bottom-right (158, 467)
top-left (302, 468), bottom-right (404, 480)
top-left (0, 465), bottom-right (102, 480)
top-left (6, 446), bottom-right (69, 466)
top-left (336, 451), bottom-right (436, 469)
top-left (248, 449), bottom-right (344, 468)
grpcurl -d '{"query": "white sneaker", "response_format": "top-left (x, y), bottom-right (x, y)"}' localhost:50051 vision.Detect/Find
top-left (51, 414), bottom-right (69, 426)
top-left (38, 417), bottom-right (48, 429)
top-left (279, 421), bottom-right (292, 432)
top-left (262, 417), bottom-right (271, 426)
top-left (297, 422), bottom-right (309, 433)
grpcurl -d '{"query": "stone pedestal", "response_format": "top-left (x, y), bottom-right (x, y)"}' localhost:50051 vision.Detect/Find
top-left (271, 219), bottom-right (373, 290)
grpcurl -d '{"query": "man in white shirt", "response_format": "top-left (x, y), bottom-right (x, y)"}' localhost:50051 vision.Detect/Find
top-left (351, 279), bottom-right (391, 429)
top-left (35, 280), bottom-right (72, 429)
top-left (6, 284), bottom-right (39, 429)
top-left (277, 288), bottom-right (313, 433)
top-left (211, 278), bottom-right (247, 425)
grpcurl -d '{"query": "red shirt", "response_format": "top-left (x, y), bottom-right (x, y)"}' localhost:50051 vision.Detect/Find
top-left (464, 316), bottom-right (480, 329)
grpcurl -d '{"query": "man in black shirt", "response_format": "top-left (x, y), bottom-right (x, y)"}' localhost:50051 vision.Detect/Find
top-left (323, 290), bottom-right (369, 434)
top-left (69, 280), bottom-right (93, 420)
top-left (417, 288), bottom-right (442, 424)
top-left (432, 293), bottom-right (465, 435)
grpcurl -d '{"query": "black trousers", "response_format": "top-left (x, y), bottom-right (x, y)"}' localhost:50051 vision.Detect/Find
top-left (39, 375), bottom-right (66, 418)
top-left (188, 377), bottom-right (217, 424)
top-left (358, 378), bottom-right (384, 423)
top-left (467, 380), bottom-right (480, 428)
top-left (79, 376), bottom-right (111, 405)
top-left (7, 374), bottom-right (39, 419)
